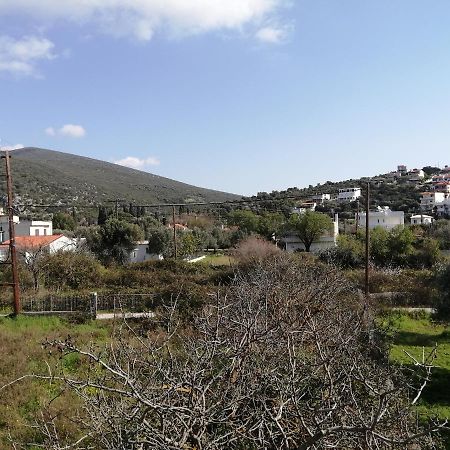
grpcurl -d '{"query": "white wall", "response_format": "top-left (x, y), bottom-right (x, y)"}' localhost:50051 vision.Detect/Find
top-left (129, 243), bottom-right (163, 263)
top-left (357, 209), bottom-right (404, 230)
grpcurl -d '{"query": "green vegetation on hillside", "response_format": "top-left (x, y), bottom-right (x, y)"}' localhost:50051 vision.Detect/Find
top-left (7, 147), bottom-right (240, 209)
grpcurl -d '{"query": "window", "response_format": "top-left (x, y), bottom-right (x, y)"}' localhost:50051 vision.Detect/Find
top-left (34, 229), bottom-right (39, 236)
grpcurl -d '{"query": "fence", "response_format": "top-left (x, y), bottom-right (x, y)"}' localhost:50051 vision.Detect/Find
top-left (20, 292), bottom-right (157, 319)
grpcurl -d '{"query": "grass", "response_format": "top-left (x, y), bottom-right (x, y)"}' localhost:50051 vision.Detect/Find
top-left (0, 315), bottom-right (110, 449)
top-left (386, 312), bottom-right (450, 445)
top-left (200, 253), bottom-right (235, 266)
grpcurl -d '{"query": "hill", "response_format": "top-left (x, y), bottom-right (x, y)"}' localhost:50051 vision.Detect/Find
top-left (3, 148), bottom-right (241, 208)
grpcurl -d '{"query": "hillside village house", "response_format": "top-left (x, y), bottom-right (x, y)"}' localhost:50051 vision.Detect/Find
top-left (292, 202), bottom-right (317, 214)
top-left (407, 169), bottom-right (425, 182)
top-left (420, 192), bottom-right (448, 211)
top-left (280, 214), bottom-right (339, 253)
top-left (0, 234), bottom-right (77, 262)
top-left (397, 165), bottom-right (407, 175)
top-left (436, 198), bottom-right (450, 217)
top-left (432, 182), bottom-right (450, 194)
top-left (357, 207), bottom-right (404, 230)
top-left (311, 193), bottom-right (331, 204)
top-left (410, 214), bottom-right (434, 225)
top-left (337, 187), bottom-right (361, 202)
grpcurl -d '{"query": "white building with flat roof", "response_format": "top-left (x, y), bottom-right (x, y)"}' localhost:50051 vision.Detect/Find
top-left (410, 215), bottom-right (433, 225)
top-left (420, 192), bottom-right (447, 211)
top-left (0, 217), bottom-right (53, 243)
top-left (338, 188), bottom-right (361, 202)
top-left (357, 207), bottom-right (404, 230)
top-left (311, 193), bottom-right (331, 204)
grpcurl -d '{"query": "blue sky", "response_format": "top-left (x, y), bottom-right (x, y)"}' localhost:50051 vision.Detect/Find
top-left (1, 0), bottom-right (450, 196)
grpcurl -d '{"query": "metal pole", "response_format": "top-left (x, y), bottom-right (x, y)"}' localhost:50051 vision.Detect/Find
top-left (172, 205), bottom-right (178, 259)
top-left (365, 183), bottom-right (370, 298)
top-left (3, 151), bottom-right (21, 315)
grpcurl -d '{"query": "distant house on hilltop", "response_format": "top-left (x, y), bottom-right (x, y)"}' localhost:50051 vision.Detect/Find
top-left (338, 188), bottom-right (361, 202)
top-left (407, 169), bottom-right (425, 182)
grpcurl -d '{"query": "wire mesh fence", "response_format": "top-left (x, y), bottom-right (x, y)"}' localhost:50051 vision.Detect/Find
top-left (16, 292), bottom-right (157, 318)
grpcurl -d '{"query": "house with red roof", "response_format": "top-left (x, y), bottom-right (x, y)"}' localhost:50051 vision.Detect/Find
top-left (0, 234), bottom-right (77, 262)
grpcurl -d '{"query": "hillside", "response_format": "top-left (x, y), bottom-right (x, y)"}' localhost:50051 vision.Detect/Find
top-left (3, 148), bottom-right (241, 207)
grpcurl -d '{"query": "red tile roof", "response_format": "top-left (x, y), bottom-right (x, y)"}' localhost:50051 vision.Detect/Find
top-left (1, 234), bottom-right (65, 249)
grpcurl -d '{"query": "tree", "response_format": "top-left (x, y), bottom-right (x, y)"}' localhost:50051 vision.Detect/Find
top-left (288, 211), bottom-right (333, 252)
top-left (52, 212), bottom-right (76, 231)
top-left (257, 212), bottom-right (284, 239)
top-left (90, 218), bottom-right (143, 265)
top-left (13, 256), bottom-right (445, 448)
top-left (227, 210), bottom-right (259, 234)
top-left (147, 226), bottom-right (173, 257)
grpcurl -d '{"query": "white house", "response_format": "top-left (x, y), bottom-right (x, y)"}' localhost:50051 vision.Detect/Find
top-left (311, 193), bottom-right (331, 204)
top-left (0, 216), bottom-right (53, 243)
top-left (436, 198), bottom-right (450, 217)
top-left (0, 234), bottom-right (77, 262)
top-left (420, 192), bottom-right (447, 211)
top-left (128, 241), bottom-right (163, 264)
top-left (280, 214), bottom-right (339, 253)
top-left (410, 214), bottom-right (433, 225)
top-left (292, 202), bottom-right (317, 214)
top-left (357, 207), bottom-right (404, 230)
top-left (338, 188), bottom-right (361, 202)
top-left (407, 169), bottom-right (425, 181)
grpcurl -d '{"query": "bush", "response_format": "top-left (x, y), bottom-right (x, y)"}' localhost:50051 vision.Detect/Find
top-left (42, 252), bottom-right (104, 291)
top-left (232, 235), bottom-right (281, 266)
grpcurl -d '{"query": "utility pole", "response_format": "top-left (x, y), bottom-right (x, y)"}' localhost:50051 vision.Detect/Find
top-left (172, 205), bottom-right (178, 259)
top-left (356, 198), bottom-right (360, 234)
top-left (365, 182), bottom-right (370, 299)
top-left (1, 151), bottom-right (21, 315)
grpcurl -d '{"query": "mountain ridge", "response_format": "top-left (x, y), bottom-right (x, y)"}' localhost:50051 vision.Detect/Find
top-left (3, 147), bottom-right (241, 207)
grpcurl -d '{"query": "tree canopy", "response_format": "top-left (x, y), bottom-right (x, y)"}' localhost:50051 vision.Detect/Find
top-left (289, 211), bottom-right (333, 252)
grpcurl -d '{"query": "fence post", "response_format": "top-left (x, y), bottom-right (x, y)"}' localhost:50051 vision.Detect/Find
top-left (90, 292), bottom-right (98, 320)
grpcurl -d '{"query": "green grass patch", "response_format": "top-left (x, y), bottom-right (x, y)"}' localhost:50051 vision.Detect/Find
top-left (200, 254), bottom-right (235, 266)
top-left (387, 313), bottom-right (450, 421)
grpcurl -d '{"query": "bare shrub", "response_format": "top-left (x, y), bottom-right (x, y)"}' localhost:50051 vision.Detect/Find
top-left (5, 256), bottom-right (447, 449)
top-left (232, 235), bottom-right (281, 266)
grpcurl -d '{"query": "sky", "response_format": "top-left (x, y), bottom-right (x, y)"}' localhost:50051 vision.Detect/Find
top-left (1, 0), bottom-right (450, 196)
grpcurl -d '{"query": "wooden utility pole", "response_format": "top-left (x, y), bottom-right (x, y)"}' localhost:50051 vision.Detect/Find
top-left (356, 198), bottom-right (360, 234)
top-left (365, 183), bottom-right (370, 298)
top-left (172, 205), bottom-right (178, 259)
top-left (1, 151), bottom-right (21, 315)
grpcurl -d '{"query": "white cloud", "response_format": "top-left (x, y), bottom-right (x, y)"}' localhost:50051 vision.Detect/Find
top-left (114, 156), bottom-right (160, 170)
top-left (0, 1), bottom-right (287, 41)
top-left (59, 124), bottom-right (86, 138)
top-left (0, 35), bottom-right (56, 76)
top-left (0, 144), bottom-right (24, 151)
top-left (45, 127), bottom-right (56, 136)
top-left (45, 124), bottom-right (86, 138)
top-left (255, 25), bottom-right (289, 43)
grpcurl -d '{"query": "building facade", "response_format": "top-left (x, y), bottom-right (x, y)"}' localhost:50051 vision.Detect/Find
top-left (357, 207), bottom-right (404, 230)
top-left (338, 188), bottom-right (361, 202)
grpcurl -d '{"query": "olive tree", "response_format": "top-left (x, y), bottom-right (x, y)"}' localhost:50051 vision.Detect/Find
top-left (288, 211), bottom-right (333, 252)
